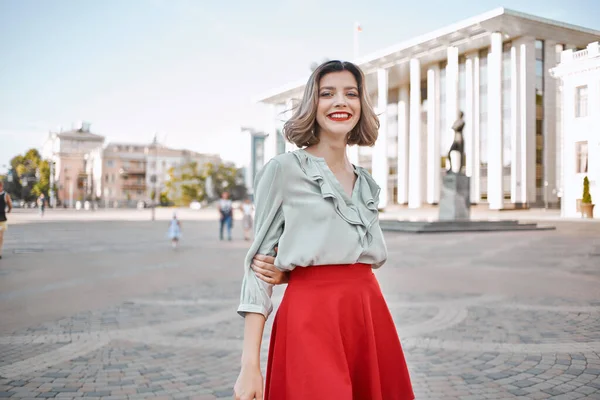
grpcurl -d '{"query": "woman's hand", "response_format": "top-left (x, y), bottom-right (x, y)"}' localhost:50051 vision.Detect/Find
top-left (233, 364), bottom-right (263, 400)
top-left (251, 250), bottom-right (289, 285)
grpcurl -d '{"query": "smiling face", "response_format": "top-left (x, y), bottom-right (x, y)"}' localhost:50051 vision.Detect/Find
top-left (315, 70), bottom-right (361, 142)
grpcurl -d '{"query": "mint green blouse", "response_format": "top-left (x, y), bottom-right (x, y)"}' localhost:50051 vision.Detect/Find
top-left (237, 149), bottom-right (388, 320)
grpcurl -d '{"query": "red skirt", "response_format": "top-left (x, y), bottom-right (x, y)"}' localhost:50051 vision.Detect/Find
top-left (265, 263), bottom-right (414, 400)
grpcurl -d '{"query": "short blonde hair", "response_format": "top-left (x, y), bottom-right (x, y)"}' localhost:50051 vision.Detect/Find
top-left (283, 60), bottom-right (379, 148)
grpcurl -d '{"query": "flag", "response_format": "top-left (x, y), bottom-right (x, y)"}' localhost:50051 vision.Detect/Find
top-left (356, 24), bottom-right (362, 32)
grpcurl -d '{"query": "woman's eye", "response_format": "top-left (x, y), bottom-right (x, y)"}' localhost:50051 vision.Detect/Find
top-left (320, 92), bottom-right (332, 97)
top-left (347, 92), bottom-right (359, 97)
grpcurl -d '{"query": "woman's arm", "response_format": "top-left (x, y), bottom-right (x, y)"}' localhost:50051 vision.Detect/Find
top-left (234, 313), bottom-right (266, 400)
top-left (235, 160), bottom-right (285, 400)
top-left (241, 313), bottom-right (265, 367)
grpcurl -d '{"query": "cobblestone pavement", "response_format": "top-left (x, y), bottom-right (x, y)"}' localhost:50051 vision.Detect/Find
top-left (0, 210), bottom-right (599, 399)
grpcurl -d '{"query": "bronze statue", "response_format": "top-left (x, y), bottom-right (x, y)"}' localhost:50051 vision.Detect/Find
top-left (447, 111), bottom-right (465, 174)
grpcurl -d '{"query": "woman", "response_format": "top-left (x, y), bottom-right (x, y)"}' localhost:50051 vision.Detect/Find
top-left (234, 60), bottom-right (414, 400)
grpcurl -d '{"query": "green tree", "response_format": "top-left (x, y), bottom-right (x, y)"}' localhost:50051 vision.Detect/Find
top-left (159, 191), bottom-right (170, 206)
top-left (165, 161), bottom-right (246, 205)
top-left (165, 163), bottom-right (205, 206)
top-left (8, 148), bottom-right (50, 201)
top-left (32, 160), bottom-right (50, 197)
top-left (201, 162), bottom-right (240, 199)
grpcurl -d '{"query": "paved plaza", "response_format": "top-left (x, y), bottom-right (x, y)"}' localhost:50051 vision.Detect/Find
top-left (0, 208), bottom-right (599, 400)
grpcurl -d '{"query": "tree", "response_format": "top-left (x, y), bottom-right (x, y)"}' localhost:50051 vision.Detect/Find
top-left (32, 160), bottom-right (50, 198)
top-left (165, 163), bottom-right (204, 206)
top-left (7, 148), bottom-right (51, 201)
top-left (165, 161), bottom-right (247, 205)
top-left (201, 162), bottom-right (241, 199)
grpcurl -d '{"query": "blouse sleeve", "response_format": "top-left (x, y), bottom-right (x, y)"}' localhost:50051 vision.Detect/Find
top-left (237, 159), bottom-right (285, 319)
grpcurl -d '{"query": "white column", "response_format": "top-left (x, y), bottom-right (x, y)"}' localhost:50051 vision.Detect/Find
top-left (264, 104), bottom-right (278, 162)
top-left (471, 54), bottom-right (481, 203)
top-left (543, 40), bottom-right (558, 207)
top-left (427, 65), bottom-right (440, 204)
top-left (510, 44), bottom-right (521, 204)
top-left (520, 39), bottom-right (536, 204)
top-left (446, 47), bottom-right (459, 160)
top-left (397, 85), bottom-right (409, 204)
top-left (372, 68), bottom-right (389, 209)
top-left (561, 80), bottom-right (576, 217)
top-left (465, 55), bottom-right (474, 180)
top-left (408, 58), bottom-right (422, 208)
top-left (244, 130), bottom-right (254, 194)
top-left (487, 32), bottom-right (504, 210)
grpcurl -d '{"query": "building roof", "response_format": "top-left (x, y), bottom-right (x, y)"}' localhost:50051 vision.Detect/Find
top-left (550, 42), bottom-right (600, 77)
top-left (57, 128), bottom-right (105, 141)
top-left (103, 142), bottom-right (222, 162)
top-left (256, 7), bottom-right (600, 104)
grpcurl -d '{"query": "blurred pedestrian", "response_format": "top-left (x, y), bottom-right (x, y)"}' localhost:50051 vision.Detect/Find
top-left (167, 212), bottom-right (181, 249)
top-left (0, 181), bottom-right (13, 260)
top-left (37, 193), bottom-right (46, 216)
top-left (218, 191), bottom-right (233, 241)
top-left (239, 197), bottom-right (254, 241)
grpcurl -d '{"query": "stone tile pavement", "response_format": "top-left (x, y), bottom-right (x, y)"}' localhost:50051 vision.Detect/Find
top-left (0, 209), bottom-right (599, 399)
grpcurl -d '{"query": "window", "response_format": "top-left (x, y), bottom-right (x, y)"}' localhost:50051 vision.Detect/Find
top-left (576, 141), bottom-right (588, 173)
top-left (105, 174), bottom-right (109, 183)
top-left (106, 160), bottom-right (114, 168)
top-left (575, 86), bottom-right (588, 118)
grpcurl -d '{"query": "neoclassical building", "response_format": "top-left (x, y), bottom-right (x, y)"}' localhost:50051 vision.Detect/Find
top-left (249, 8), bottom-right (600, 210)
top-left (551, 42), bottom-right (600, 218)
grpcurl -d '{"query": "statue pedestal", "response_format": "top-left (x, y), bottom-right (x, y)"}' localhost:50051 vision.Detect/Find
top-left (439, 173), bottom-right (471, 220)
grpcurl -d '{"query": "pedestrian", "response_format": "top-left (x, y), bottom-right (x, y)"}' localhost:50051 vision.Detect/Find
top-left (234, 60), bottom-right (414, 399)
top-left (239, 197), bottom-right (254, 241)
top-left (37, 193), bottom-right (46, 217)
top-left (0, 181), bottom-right (13, 260)
top-left (218, 191), bottom-right (233, 241)
top-left (167, 212), bottom-right (181, 249)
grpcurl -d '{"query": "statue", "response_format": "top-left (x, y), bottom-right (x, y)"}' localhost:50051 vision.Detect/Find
top-left (447, 111), bottom-right (465, 174)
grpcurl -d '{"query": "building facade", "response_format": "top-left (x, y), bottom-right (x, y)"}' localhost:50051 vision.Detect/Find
top-left (44, 123), bottom-right (223, 207)
top-left (90, 142), bottom-right (222, 206)
top-left (253, 8), bottom-right (600, 210)
top-left (100, 143), bottom-right (148, 205)
top-left (550, 42), bottom-right (600, 218)
top-left (42, 122), bottom-right (105, 207)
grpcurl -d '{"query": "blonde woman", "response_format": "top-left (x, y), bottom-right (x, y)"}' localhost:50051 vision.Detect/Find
top-left (234, 60), bottom-right (414, 400)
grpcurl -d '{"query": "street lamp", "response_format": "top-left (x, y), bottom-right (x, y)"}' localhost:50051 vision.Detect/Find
top-left (49, 132), bottom-right (58, 208)
top-left (151, 134), bottom-right (158, 221)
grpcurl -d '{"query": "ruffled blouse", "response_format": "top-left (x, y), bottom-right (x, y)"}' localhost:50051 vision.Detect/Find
top-left (237, 149), bottom-right (388, 320)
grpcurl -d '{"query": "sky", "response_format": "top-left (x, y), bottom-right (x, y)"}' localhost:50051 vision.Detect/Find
top-left (1, 0), bottom-right (599, 171)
